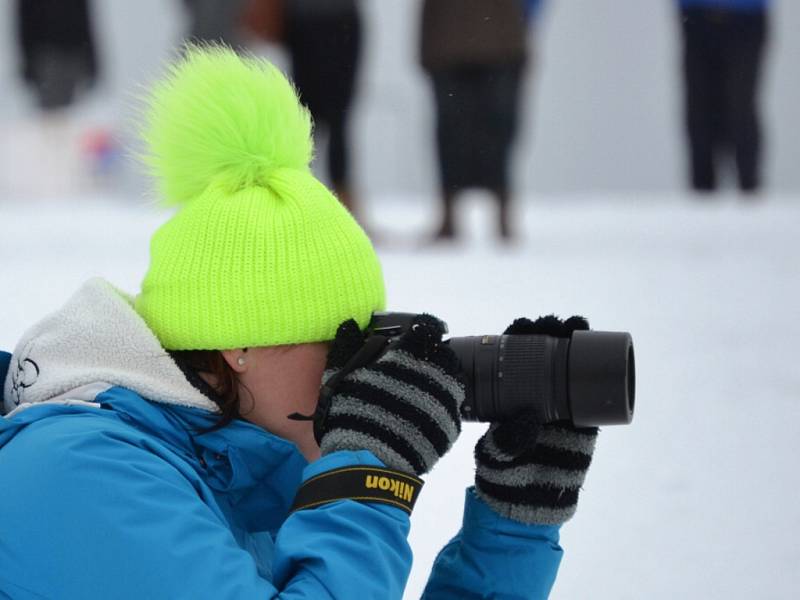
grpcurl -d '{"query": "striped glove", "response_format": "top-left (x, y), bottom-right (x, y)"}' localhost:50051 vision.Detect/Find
top-left (474, 315), bottom-right (599, 525)
top-left (315, 314), bottom-right (465, 476)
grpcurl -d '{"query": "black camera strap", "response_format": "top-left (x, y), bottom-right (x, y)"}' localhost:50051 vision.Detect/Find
top-left (291, 465), bottom-right (424, 515)
top-left (288, 334), bottom-right (392, 443)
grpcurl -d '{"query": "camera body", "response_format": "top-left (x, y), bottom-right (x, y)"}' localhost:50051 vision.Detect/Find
top-left (368, 312), bottom-right (635, 427)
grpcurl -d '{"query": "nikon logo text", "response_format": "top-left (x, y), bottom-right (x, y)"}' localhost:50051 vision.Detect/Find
top-left (365, 475), bottom-right (416, 503)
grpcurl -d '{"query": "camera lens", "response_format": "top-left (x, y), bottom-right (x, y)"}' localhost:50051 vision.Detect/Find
top-left (448, 331), bottom-right (635, 426)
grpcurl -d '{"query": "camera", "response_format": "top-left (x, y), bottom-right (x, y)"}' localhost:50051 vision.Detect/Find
top-left (368, 312), bottom-right (635, 427)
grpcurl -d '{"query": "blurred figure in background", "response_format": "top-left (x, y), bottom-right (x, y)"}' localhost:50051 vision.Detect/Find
top-left (678, 0), bottom-right (771, 194)
top-left (183, 0), bottom-right (250, 47)
top-left (420, 0), bottom-right (532, 242)
top-left (283, 0), bottom-right (364, 221)
top-left (11, 0), bottom-right (105, 198)
top-left (15, 0), bottom-right (100, 112)
top-left (241, 0), bottom-right (285, 46)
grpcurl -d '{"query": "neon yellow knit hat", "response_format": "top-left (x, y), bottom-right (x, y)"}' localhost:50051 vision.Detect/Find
top-left (134, 45), bottom-right (385, 350)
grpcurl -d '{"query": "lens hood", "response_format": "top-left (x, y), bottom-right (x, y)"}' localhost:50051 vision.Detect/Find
top-left (567, 331), bottom-right (635, 427)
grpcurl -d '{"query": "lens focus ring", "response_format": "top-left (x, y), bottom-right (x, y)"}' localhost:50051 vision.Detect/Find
top-left (497, 335), bottom-right (549, 420)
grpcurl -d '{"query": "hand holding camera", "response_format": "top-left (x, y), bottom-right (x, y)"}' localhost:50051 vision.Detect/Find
top-left (307, 310), bottom-right (634, 525)
top-left (314, 314), bottom-right (465, 476)
top-left (473, 316), bottom-right (600, 525)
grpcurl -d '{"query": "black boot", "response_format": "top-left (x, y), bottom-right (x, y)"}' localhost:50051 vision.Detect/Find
top-left (433, 191), bottom-right (457, 241)
top-left (495, 189), bottom-right (515, 241)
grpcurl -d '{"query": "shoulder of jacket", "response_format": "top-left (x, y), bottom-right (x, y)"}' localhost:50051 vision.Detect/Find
top-left (4, 407), bottom-right (197, 481)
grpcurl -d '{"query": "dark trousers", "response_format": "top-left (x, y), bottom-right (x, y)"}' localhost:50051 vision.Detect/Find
top-left (285, 8), bottom-right (361, 187)
top-left (429, 63), bottom-right (523, 238)
top-left (681, 8), bottom-right (768, 191)
top-left (431, 63), bottom-right (523, 195)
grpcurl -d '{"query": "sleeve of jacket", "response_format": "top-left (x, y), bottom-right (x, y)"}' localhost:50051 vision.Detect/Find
top-left (271, 450), bottom-right (413, 599)
top-left (0, 417), bottom-right (412, 600)
top-left (421, 488), bottom-right (563, 600)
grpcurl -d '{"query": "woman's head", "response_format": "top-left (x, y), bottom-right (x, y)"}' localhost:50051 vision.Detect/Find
top-left (135, 45), bottom-right (384, 452)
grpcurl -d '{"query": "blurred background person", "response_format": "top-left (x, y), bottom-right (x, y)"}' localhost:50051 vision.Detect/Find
top-left (241, 0), bottom-right (285, 47)
top-left (678, 0), bottom-right (771, 194)
top-left (182, 0), bottom-right (250, 47)
top-left (12, 0), bottom-right (104, 197)
top-left (420, 0), bottom-right (531, 243)
top-left (281, 0), bottom-right (364, 222)
top-left (15, 0), bottom-right (99, 112)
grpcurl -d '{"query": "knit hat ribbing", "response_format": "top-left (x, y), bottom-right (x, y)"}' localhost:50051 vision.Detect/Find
top-left (134, 45), bottom-right (385, 350)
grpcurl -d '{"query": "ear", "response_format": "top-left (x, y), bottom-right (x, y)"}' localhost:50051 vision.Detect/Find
top-left (221, 349), bottom-right (249, 374)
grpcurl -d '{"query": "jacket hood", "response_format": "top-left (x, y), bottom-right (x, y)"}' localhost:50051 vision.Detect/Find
top-left (3, 278), bottom-right (219, 416)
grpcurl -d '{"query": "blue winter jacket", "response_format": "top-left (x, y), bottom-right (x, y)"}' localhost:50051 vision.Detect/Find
top-left (0, 279), bottom-right (563, 599)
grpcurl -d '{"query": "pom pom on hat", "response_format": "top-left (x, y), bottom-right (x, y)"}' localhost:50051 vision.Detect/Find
top-left (135, 45), bottom-right (385, 351)
top-left (142, 44), bottom-right (313, 204)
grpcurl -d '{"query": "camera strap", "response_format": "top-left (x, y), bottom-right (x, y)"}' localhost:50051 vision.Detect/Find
top-left (291, 465), bottom-right (424, 515)
top-left (288, 334), bottom-right (392, 444)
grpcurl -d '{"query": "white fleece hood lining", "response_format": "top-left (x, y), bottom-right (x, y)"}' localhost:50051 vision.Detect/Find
top-left (3, 278), bottom-right (219, 415)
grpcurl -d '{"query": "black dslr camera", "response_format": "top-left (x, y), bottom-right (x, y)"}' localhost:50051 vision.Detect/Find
top-left (369, 312), bottom-right (635, 427)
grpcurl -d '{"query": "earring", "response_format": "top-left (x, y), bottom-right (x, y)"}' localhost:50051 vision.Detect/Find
top-left (237, 357), bottom-right (246, 366)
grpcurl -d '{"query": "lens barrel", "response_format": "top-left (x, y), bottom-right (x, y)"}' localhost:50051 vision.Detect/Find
top-left (448, 331), bottom-right (635, 427)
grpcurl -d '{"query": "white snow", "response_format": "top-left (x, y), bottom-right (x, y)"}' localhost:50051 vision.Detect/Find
top-left (1, 193), bottom-right (798, 599)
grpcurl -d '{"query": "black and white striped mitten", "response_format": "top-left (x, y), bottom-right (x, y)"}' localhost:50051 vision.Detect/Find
top-left (474, 316), bottom-right (599, 525)
top-left (316, 314), bottom-right (465, 476)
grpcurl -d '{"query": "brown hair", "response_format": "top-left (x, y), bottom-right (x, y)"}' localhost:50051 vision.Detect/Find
top-left (168, 349), bottom-right (252, 430)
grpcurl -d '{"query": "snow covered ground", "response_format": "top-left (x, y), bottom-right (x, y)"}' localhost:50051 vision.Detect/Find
top-left (1, 193), bottom-right (798, 599)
